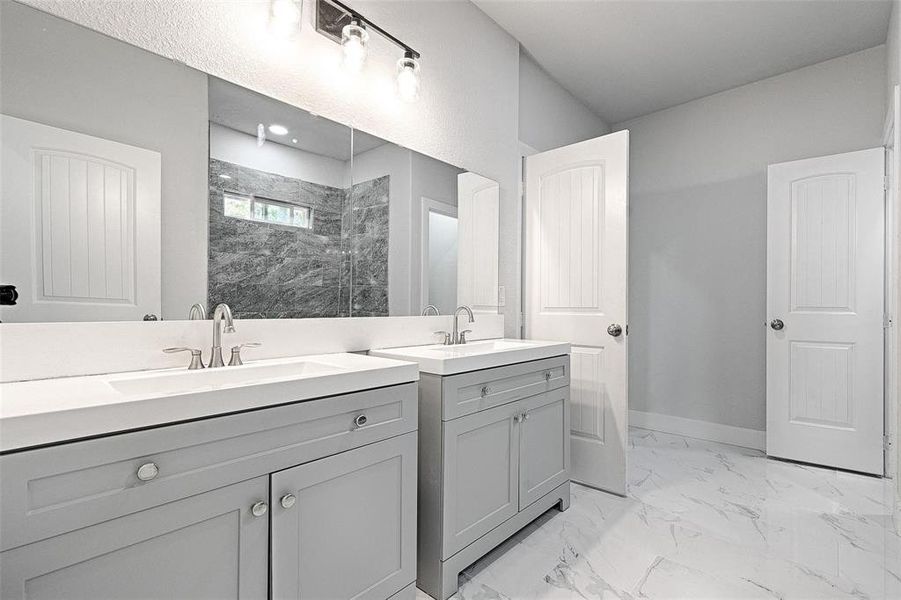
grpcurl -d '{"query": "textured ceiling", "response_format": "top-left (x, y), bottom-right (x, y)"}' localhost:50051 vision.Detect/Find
top-left (475, 0), bottom-right (892, 124)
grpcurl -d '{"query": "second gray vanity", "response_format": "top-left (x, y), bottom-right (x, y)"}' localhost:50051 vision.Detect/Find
top-left (373, 340), bottom-right (571, 599)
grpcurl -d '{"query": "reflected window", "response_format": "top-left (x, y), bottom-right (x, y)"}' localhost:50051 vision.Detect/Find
top-left (223, 192), bottom-right (312, 229)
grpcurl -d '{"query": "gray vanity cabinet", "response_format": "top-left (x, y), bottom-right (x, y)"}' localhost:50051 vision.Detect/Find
top-left (0, 383), bottom-right (418, 600)
top-left (0, 476), bottom-right (269, 600)
top-left (417, 355), bottom-right (571, 600)
top-left (441, 401), bottom-right (521, 558)
top-left (271, 432), bottom-right (417, 600)
top-left (518, 388), bottom-right (570, 509)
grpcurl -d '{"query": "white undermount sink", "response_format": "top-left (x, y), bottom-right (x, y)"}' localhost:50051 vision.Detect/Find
top-left (107, 358), bottom-right (346, 397)
top-left (370, 338), bottom-right (570, 375)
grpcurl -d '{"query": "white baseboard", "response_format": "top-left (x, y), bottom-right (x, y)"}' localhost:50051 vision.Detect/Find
top-left (630, 409), bottom-right (766, 451)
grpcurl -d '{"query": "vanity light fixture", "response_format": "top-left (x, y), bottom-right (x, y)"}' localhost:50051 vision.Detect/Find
top-left (316, 0), bottom-right (421, 101)
top-left (341, 19), bottom-right (369, 71)
top-left (396, 50), bottom-right (421, 103)
top-left (268, 124), bottom-right (289, 136)
top-left (269, 0), bottom-right (302, 37)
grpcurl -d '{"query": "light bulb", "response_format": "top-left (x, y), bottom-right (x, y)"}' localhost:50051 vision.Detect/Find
top-left (268, 124), bottom-right (288, 136)
top-left (269, 0), bottom-right (301, 37)
top-left (341, 21), bottom-right (369, 71)
top-left (396, 52), bottom-right (420, 103)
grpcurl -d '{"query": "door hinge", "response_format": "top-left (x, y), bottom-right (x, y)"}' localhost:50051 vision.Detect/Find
top-left (885, 314), bottom-right (894, 329)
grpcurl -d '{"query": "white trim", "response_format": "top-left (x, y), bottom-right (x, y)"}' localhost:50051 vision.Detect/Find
top-left (630, 409), bottom-right (766, 451)
top-left (517, 141), bottom-right (537, 338)
top-left (885, 85), bottom-right (901, 482)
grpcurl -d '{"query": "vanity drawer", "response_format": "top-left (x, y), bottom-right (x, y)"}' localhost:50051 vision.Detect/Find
top-left (440, 356), bottom-right (569, 420)
top-left (0, 382), bottom-right (417, 552)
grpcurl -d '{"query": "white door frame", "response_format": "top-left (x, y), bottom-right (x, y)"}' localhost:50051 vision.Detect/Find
top-left (419, 196), bottom-right (457, 312)
top-left (884, 84), bottom-right (900, 483)
top-left (518, 141), bottom-right (538, 339)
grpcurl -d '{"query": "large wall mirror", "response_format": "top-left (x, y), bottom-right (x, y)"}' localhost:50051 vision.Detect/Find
top-left (0, 1), bottom-right (501, 322)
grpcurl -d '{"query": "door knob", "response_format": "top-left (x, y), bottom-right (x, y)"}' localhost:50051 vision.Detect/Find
top-left (770, 319), bottom-right (784, 331)
top-left (607, 324), bottom-right (623, 337)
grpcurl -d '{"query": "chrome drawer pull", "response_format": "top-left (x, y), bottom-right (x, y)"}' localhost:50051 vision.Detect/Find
top-left (280, 493), bottom-right (297, 509)
top-left (354, 414), bottom-right (368, 428)
top-left (481, 386), bottom-right (491, 398)
top-left (544, 371), bottom-right (552, 381)
top-left (136, 462), bottom-right (159, 482)
top-left (251, 501), bottom-right (268, 517)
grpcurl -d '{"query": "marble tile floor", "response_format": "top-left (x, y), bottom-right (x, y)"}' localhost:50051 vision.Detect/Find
top-left (417, 428), bottom-right (901, 600)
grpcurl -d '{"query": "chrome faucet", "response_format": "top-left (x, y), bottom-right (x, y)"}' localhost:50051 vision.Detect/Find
top-left (452, 305), bottom-right (475, 345)
top-left (421, 304), bottom-right (440, 316)
top-left (188, 303), bottom-right (206, 320)
top-left (209, 303), bottom-right (235, 368)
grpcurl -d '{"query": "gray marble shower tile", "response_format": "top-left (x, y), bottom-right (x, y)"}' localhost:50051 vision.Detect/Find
top-left (350, 284), bottom-right (388, 316)
top-left (352, 258), bottom-right (388, 286)
top-left (350, 175), bottom-right (389, 208)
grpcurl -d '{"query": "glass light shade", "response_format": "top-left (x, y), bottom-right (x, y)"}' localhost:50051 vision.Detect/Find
top-left (396, 56), bottom-right (420, 103)
top-left (341, 23), bottom-right (369, 71)
top-left (269, 0), bottom-right (301, 37)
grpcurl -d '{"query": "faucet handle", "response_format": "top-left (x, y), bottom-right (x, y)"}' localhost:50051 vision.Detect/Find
top-left (434, 331), bottom-right (452, 346)
top-left (458, 330), bottom-right (472, 344)
top-left (229, 342), bottom-right (261, 366)
top-left (163, 347), bottom-right (205, 370)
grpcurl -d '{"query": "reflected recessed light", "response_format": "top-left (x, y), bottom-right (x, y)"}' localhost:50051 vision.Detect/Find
top-left (219, 174), bottom-right (232, 180)
top-left (292, 138), bottom-right (298, 144)
top-left (268, 124), bottom-right (289, 136)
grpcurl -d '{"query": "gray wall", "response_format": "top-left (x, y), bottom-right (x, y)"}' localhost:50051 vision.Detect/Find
top-left (0, 2), bottom-right (209, 320)
top-left (518, 49), bottom-right (610, 151)
top-left (615, 46), bottom-right (887, 431)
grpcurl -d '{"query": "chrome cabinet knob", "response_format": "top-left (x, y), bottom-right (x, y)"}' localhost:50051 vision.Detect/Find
top-left (544, 371), bottom-right (552, 381)
top-left (280, 493), bottom-right (297, 509)
top-left (513, 414), bottom-right (523, 423)
top-left (523, 412), bottom-right (530, 421)
top-left (481, 386), bottom-right (491, 398)
top-left (251, 501), bottom-right (268, 517)
top-left (354, 414), bottom-right (368, 428)
top-left (136, 462), bottom-right (159, 482)
top-left (770, 319), bottom-right (784, 331)
top-left (607, 324), bottom-right (623, 337)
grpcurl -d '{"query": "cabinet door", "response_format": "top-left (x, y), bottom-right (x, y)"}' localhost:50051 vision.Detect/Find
top-left (519, 389), bottom-right (571, 509)
top-left (441, 401), bottom-right (521, 559)
top-left (270, 432), bottom-right (416, 600)
top-left (0, 476), bottom-right (269, 600)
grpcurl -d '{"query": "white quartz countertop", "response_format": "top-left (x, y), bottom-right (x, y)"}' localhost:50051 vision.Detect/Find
top-left (370, 338), bottom-right (570, 375)
top-left (0, 353), bottom-right (418, 453)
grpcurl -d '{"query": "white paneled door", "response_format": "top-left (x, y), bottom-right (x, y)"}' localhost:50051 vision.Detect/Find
top-left (767, 148), bottom-right (885, 475)
top-left (524, 130), bottom-right (629, 495)
top-left (458, 172), bottom-right (500, 315)
top-left (1, 115), bottom-right (161, 322)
